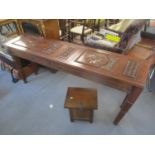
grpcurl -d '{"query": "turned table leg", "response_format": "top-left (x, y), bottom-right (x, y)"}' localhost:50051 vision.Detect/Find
top-left (113, 86), bottom-right (143, 125)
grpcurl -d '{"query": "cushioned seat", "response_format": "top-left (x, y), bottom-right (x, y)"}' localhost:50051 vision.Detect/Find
top-left (70, 25), bottom-right (92, 34)
top-left (86, 34), bottom-right (118, 48)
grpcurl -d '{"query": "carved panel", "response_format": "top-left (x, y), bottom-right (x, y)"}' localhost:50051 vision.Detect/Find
top-left (76, 50), bottom-right (118, 70)
top-left (58, 46), bottom-right (76, 59)
top-left (123, 60), bottom-right (138, 78)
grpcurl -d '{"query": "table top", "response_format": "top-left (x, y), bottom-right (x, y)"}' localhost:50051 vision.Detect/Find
top-left (64, 87), bottom-right (97, 109)
top-left (128, 37), bottom-right (155, 66)
top-left (4, 34), bottom-right (150, 88)
top-left (140, 37), bottom-right (155, 49)
top-left (127, 45), bottom-right (154, 60)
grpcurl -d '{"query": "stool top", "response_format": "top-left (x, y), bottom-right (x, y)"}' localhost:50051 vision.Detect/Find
top-left (64, 87), bottom-right (97, 109)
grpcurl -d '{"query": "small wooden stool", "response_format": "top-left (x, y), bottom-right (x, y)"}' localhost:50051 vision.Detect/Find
top-left (64, 87), bottom-right (97, 123)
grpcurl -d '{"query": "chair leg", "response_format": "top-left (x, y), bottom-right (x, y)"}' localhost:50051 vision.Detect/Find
top-left (0, 61), bottom-right (5, 71)
top-left (70, 33), bottom-right (74, 42)
top-left (68, 32), bottom-right (71, 42)
top-left (0, 26), bottom-right (3, 34)
top-left (81, 35), bottom-right (84, 44)
top-left (10, 68), bottom-right (19, 83)
top-left (148, 80), bottom-right (152, 92)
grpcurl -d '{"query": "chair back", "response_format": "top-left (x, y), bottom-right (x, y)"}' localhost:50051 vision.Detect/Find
top-left (85, 19), bottom-right (96, 29)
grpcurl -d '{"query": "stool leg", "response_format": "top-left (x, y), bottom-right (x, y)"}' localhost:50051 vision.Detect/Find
top-left (89, 110), bottom-right (93, 123)
top-left (69, 110), bottom-right (74, 122)
top-left (1, 61), bottom-right (5, 71)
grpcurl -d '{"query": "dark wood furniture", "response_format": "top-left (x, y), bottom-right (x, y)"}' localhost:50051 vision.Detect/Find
top-left (64, 87), bottom-right (97, 123)
top-left (69, 19), bottom-right (96, 43)
top-left (0, 22), bottom-right (38, 83)
top-left (104, 19), bottom-right (120, 28)
top-left (16, 19), bottom-right (59, 39)
top-left (4, 34), bottom-right (151, 125)
top-left (141, 19), bottom-right (155, 39)
top-left (16, 19), bottom-right (60, 73)
top-left (0, 50), bottom-right (38, 83)
top-left (58, 19), bottom-right (70, 41)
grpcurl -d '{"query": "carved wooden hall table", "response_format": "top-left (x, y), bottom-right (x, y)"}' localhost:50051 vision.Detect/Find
top-left (4, 34), bottom-right (151, 125)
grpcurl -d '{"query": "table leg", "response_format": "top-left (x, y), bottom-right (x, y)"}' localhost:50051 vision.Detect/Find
top-left (113, 86), bottom-right (143, 125)
top-left (49, 68), bottom-right (58, 73)
top-left (13, 56), bottom-right (27, 83)
top-left (120, 90), bottom-right (130, 109)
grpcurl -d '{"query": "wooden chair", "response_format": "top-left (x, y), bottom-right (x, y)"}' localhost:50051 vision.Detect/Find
top-left (0, 24), bottom-right (16, 36)
top-left (0, 26), bottom-right (3, 35)
top-left (148, 62), bottom-right (155, 92)
top-left (69, 19), bottom-right (96, 43)
top-left (58, 19), bottom-right (70, 41)
top-left (0, 49), bottom-right (39, 83)
top-left (104, 19), bottom-right (120, 28)
top-left (0, 34), bottom-right (38, 83)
